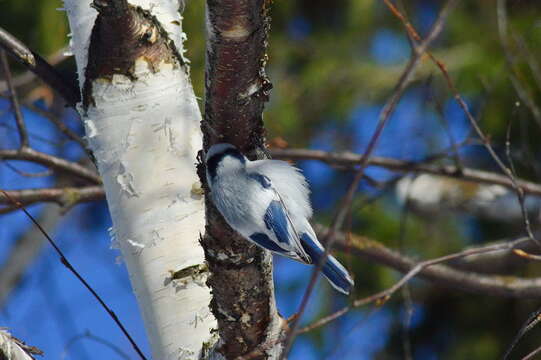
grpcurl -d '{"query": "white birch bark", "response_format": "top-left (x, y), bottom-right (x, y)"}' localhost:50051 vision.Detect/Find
top-left (63, 1), bottom-right (218, 359)
top-left (0, 330), bottom-right (37, 360)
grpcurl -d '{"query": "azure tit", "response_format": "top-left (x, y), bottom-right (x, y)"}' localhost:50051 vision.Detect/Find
top-left (205, 143), bottom-right (354, 294)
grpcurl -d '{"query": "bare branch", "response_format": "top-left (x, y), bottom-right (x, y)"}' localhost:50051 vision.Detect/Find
top-left (0, 189), bottom-right (147, 360)
top-left (271, 148), bottom-right (541, 197)
top-left (0, 47), bottom-right (70, 95)
top-left (0, 26), bottom-right (80, 107)
top-left (24, 102), bottom-right (88, 152)
top-left (0, 148), bottom-right (100, 184)
top-left (522, 345), bottom-right (541, 360)
top-left (63, 331), bottom-right (130, 360)
top-left (282, 1), bottom-right (459, 356)
top-left (496, 0), bottom-right (541, 129)
top-left (341, 233), bottom-right (538, 298)
top-left (299, 227), bottom-right (541, 332)
top-left (0, 186), bottom-right (104, 214)
top-left (503, 305), bottom-right (541, 360)
top-left (4, 161), bottom-right (53, 178)
top-left (0, 49), bottom-right (28, 148)
top-left (384, 0), bottom-right (538, 246)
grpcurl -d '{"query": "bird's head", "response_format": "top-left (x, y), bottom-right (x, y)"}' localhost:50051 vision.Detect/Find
top-left (205, 143), bottom-right (247, 183)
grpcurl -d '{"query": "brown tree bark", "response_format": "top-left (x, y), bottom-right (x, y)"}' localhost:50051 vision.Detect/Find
top-left (200, 1), bottom-right (284, 359)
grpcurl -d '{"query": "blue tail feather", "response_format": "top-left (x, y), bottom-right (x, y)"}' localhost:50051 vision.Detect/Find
top-left (300, 233), bottom-right (354, 295)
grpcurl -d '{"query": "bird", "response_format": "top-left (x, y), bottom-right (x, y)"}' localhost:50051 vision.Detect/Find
top-left (204, 143), bottom-right (354, 294)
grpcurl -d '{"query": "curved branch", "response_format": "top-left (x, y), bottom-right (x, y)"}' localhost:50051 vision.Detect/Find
top-left (271, 148), bottom-right (541, 197)
top-left (318, 225), bottom-right (541, 298)
top-left (25, 103), bottom-right (88, 151)
top-left (0, 148), bottom-right (100, 184)
top-left (0, 26), bottom-right (80, 107)
top-left (295, 226), bottom-right (541, 334)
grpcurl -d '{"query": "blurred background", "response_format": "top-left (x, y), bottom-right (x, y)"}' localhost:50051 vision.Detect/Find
top-left (2, 0), bottom-right (541, 358)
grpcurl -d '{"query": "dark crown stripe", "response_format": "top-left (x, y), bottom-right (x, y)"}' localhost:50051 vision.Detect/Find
top-left (206, 148), bottom-right (246, 180)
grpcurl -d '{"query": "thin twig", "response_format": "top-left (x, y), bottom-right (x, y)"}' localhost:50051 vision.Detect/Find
top-left (435, 25), bottom-right (539, 248)
top-left (0, 148), bottom-right (100, 184)
top-left (280, 2), bottom-right (459, 356)
top-left (496, 0), bottom-right (541, 129)
top-left (0, 46), bottom-right (70, 93)
top-left (63, 330), bottom-right (131, 360)
top-left (0, 120), bottom-right (63, 146)
top-left (503, 306), bottom-right (541, 360)
top-left (386, 0), bottom-right (539, 247)
top-left (428, 81), bottom-right (466, 173)
top-left (0, 189), bottom-right (147, 360)
top-left (522, 345), bottom-right (541, 360)
top-left (3, 161), bottom-right (52, 178)
top-left (298, 229), bottom-right (537, 333)
top-left (0, 26), bottom-right (80, 107)
top-left (0, 49), bottom-right (28, 148)
top-left (25, 102), bottom-right (88, 152)
top-left (0, 186), bottom-right (104, 214)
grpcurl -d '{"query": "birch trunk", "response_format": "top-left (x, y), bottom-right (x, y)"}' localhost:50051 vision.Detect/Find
top-left (0, 330), bottom-right (40, 360)
top-left (63, 1), bottom-right (218, 358)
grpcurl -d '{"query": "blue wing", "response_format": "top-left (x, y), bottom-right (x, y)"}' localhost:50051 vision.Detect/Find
top-left (248, 200), bottom-right (293, 256)
top-left (249, 233), bottom-right (288, 253)
top-left (247, 172), bottom-right (311, 263)
top-left (264, 200), bottom-right (290, 245)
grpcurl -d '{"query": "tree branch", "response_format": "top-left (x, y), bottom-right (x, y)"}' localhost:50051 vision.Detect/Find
top-left (0, 49), bottom-right (28, 148)
top-left (0, 186), bottom-right (104, 214)
top-left (24, 102), bottom-right (88, 152)
top-left (297, 226), bottom-right (541, 333)
top-left (282, 2), bottom-right (459, 356)
top-left (0, 148), bottom-right (100, 184)
top-left (0, 26), bottom-right (80, 107)
top-left (270, 148), bottom-right (541, 197)
top-left (330, 230), bottom-right (541, 298)
top-left (384, 0), bottom-right (539, 246)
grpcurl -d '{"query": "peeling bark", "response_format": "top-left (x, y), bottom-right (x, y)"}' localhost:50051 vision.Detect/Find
top-left (82, 0), bottom-right (182, 109)
top-left (65, 0), bottom-right (218, 358)
top-left (0, 330), bottom-right (42, 360)
top-left (201, 1), bottom-right (284, 359)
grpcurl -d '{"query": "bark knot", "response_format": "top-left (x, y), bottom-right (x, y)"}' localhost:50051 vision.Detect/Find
top-left (82, 0), bottom-right (184, 109)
